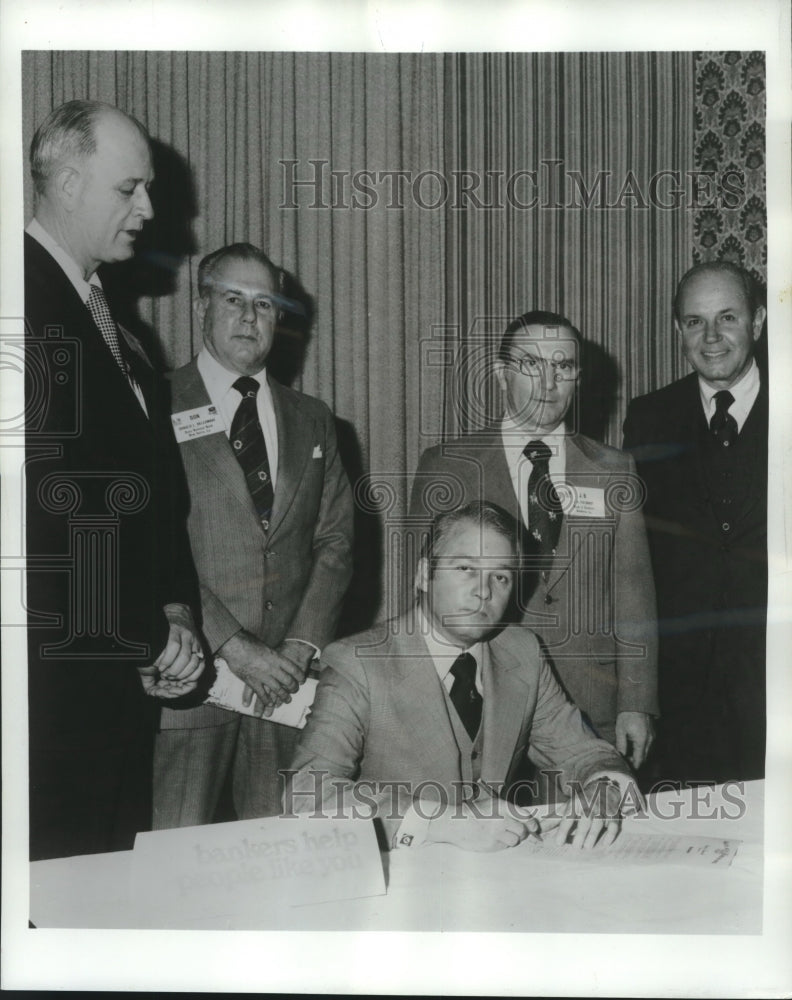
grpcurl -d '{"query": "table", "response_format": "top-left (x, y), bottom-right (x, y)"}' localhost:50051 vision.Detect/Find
top-left (29, 780), bottom-right (763, 934)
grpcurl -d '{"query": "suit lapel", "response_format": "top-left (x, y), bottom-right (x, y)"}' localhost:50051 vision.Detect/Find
top-left (268, 380), bottom-right (313, 536)
top-left (731, 385), bottom-right (768, 528)
top-left (480, 440), bottom-right (522, 523)
top-left (543, 434), bottom-right (600, 592)
top-left (479, 637), bottom-right (531, 784)
top-left (387, 626), bottom-right (467, 773)
top-left (171, 360), bottom-right (260, 519)
top-left (27, 238), bottom-right (153, 427)
top-left (115, 322), bottom-right (159, 421)
top-left (679, 376), bottom-right (713, 512)
top-left (693, 378), bottom-right (767, 533)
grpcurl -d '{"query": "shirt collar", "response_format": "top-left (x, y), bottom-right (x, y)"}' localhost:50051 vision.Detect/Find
top-left (500, 413), bottom-right (567, 462)
top-left (416, 606), bottom-right (482, 684)
top-left (197, 346), bottom-right (271, 405)
top-left (698, 359), bottom-right (760, 430)
top-left (26, 217), bottom-right (102, 304)
top-left (698, 358), bottom-right (759, 407)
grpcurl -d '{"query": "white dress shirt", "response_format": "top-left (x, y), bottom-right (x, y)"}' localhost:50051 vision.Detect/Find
top-left (196, 347), bottom-right (279, 487)
top-left (698, 359), bottom-right (760, 432)
top-left (500, 414), bottom-right (567, 528)
top-left (26, 218), bottom-right (148, 414)
top-left (417, 608), bottom-right (484, 696)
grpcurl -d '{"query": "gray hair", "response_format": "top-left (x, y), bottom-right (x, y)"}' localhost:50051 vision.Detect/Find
top-left (197, 243), bottom-right (283, 299)
top-left (30, 100), bottom-right (149, 198)
top-left (673, 261), bottom-right (764, 322)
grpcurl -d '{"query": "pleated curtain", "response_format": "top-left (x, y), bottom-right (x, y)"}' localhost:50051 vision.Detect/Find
top-left (23, 50), bottom-right (700, 623)
top-left (443, 52), bottom-right (694, 444)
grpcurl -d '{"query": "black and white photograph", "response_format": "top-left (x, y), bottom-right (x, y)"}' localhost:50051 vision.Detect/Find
top-left (1, 0), bottom-right (790, 995)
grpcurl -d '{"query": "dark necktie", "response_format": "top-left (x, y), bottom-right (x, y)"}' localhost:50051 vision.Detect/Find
top-left (523, 439), bottom-right (563, 554)
top-left (710, 390), bottom-right (738, 448)
top-left (230, 376), bottom-right (275, 530)
top-left (449, 652), bottom-right (482, 741)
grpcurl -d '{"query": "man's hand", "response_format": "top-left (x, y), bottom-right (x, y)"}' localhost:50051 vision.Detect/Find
top-left (138, 664), bottom-right (202, 699)
top-left (277, 638), bottom-right (317, 675)
top-left (425, 789), bottom-right (541, 852)
top-left (545, 777), bottom-right (624, 849)
top-left (139, 603), bottom-right (205, 698)
top-left (219, 630), bottom-right (306, 718)
top-left (615, 711), bottom-right (655, 769)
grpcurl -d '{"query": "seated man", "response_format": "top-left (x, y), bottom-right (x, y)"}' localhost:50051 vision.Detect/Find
top-left (409, 311), bottom-right (657, 766)
top-left (286, 502), bottom-right (640, 851)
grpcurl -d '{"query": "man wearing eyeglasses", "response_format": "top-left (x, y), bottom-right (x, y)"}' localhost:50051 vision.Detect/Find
top-left (409, 311), bottom-right (657, 790)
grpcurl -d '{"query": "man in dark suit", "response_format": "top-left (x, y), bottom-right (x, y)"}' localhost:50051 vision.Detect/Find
top-left (153, 243), bottom-right (354, 827)
top-left (288, 502), bottom-right (638, 851)
top-left (25, 100), bottom-right (204, 860)
top-left (623, 262), bottom-right (767, 785)
top-left (410, 312), bottom-right (657, 781)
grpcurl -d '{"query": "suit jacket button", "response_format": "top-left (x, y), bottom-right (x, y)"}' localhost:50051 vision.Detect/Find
top-left (265, 600), bottom-right (273, 611)
top-left (722, 522), bottom-right (730, 532)
top-left (471, 750), bottom-right (479, 760)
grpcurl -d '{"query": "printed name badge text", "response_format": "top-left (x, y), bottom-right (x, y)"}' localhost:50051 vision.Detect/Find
top-left (171, 405), bottom-right (224, 442)
top-left (568, 486), bottom-right (606, 518)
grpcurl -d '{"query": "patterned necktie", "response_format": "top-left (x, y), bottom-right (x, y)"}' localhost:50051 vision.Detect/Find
top-left (710, 390), bottom-right (738, 448)
top-left (230, 376), bottom-right (275, 530)
top-left (86, 284), bottom-right (128, 375)
top-left (523, 439), bottom-right (563, 554)
top-left (449, 651), bottom-right (482, 741)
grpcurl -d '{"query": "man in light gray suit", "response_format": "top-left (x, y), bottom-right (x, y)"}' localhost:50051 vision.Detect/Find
top-left (288, 502), bottom-right (638, 851)
top-left (153, 243), bottom-right (354, 826)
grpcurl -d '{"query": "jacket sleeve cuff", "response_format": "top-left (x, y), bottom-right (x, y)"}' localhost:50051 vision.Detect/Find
top-left (391, 805), bottom-right (432, 849)
top-left (199, 585), bottom-right (243, 653)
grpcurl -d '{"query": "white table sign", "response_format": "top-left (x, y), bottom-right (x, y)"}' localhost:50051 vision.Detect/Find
top-left (130, 815), bottom-right (385, 928)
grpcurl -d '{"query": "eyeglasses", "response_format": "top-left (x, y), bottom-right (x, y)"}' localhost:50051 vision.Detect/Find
top-left (508, 353), bottom-right (580, 381)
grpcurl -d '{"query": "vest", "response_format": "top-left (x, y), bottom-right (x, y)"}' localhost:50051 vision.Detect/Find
top-left (699, 409), bottom-right (761, 536)
top-left (439, 683), bottom-right (484, 790)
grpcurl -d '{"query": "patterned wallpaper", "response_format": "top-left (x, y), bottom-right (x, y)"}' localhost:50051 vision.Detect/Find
top-left (692, 51), bottom-right (766, 284)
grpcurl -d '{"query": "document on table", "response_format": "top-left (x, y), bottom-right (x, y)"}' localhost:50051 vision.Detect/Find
top-left (517, 830), bottom-right (741, 867)
top-left (131, 814), bottom-right (386, 928)
top-left (206, 657), bottom-right (318, 727)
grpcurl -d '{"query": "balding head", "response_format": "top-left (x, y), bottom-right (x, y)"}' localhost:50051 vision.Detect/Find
top-left (30, 100), bottom-right (149, 200)
top-left (30, 101), bottom-right (154, 278)
top-left (673, 261), bottom-right (766, 390)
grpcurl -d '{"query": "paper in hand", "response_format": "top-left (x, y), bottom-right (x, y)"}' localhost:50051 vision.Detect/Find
top-left (206, 657), bottom-right (318, 728)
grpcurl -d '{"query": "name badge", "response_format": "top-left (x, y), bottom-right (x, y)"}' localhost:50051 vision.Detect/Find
top-left (568, 486), bottom-right (606, 518)
top-left (171, 405), bottom-right (224, 442)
